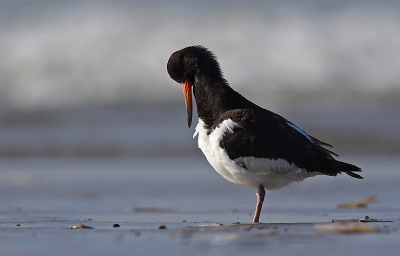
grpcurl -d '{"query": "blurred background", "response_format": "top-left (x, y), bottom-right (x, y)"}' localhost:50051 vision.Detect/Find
top-left (0, 0), bottom-right (399, 158)
top-left (0, 0), bottom-right (399, 212)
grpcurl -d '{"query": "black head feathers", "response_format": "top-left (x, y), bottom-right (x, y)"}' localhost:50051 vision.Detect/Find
top-left (167, 45), bottom-right (225, 84)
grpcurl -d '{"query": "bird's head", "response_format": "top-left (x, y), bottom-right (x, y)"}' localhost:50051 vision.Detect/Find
top-left (167, 45), bottom-right (223, 128)
top-left (167, 46), bottom-right (203, 128)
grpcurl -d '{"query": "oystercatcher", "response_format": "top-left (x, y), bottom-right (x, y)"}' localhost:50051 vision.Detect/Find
top-left (167, 45), bottom-right (362, 223)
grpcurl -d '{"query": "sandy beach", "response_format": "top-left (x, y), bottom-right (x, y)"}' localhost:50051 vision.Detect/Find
top-left (0, 152), bottom-right (399, 256)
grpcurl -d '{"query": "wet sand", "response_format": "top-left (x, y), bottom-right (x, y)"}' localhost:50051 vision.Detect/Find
top-left (0, 155), bottom-right (399, 256)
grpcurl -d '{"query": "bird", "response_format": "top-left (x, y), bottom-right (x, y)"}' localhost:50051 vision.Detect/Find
top-left (167, 45), bottom-right (362, 223)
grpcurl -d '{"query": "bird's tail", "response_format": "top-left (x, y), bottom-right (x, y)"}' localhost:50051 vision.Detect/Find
top-left (337, 160), bottom-right (363, 179)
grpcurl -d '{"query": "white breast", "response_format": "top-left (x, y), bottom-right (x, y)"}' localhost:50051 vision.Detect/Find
top-left (193, 118), bottom-right (320, 190)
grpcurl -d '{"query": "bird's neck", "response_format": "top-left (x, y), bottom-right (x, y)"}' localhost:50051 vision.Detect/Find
top-left (193, 76), bottom-right (256, 128)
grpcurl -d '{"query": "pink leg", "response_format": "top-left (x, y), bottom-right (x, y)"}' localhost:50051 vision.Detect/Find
top-left (252, 185), bottom-right (265, 223)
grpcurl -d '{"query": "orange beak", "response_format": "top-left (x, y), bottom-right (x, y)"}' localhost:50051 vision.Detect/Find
top-left (181, 79), bottom-right (193, 128)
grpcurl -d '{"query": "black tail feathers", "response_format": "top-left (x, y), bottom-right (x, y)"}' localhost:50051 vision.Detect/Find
top-left (337, 160), bottom-right (363, 179)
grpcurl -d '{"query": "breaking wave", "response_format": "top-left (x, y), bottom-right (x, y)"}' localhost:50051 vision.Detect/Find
top-left (1, 0), bottom-right (399, 109)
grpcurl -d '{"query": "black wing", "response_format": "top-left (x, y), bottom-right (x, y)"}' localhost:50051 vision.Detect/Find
top-left (217, 109), bottom-right (362, 178)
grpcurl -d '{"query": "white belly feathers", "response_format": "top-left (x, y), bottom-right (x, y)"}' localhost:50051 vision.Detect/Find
top-left (193, 119), bottom-right (319, 190)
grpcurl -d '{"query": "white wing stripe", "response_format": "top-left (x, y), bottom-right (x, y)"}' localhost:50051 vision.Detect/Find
top-left (286, 121), bottom-right (314, 144)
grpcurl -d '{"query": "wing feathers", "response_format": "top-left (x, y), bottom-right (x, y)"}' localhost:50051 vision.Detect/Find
top-left (218, 109), bottom-right (362, 178)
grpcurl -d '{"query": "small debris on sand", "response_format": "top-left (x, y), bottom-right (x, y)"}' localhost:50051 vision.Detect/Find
top-left (360, 216), bottom-right (377, 222)
top-left (337, 194), bottom-right (377, 208)
top-left (332, 219), bottom-right (359, 222)
top-left (158, 225), bottom-right (166, 229)
top-left (332, 216), bottom-right (393, 223)
top-left (68, 224), bottom-right (93, 229)
top-left (359, 216), bottom-right (392, 222)
top-left (314, 224), bottom-right (379, 233)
